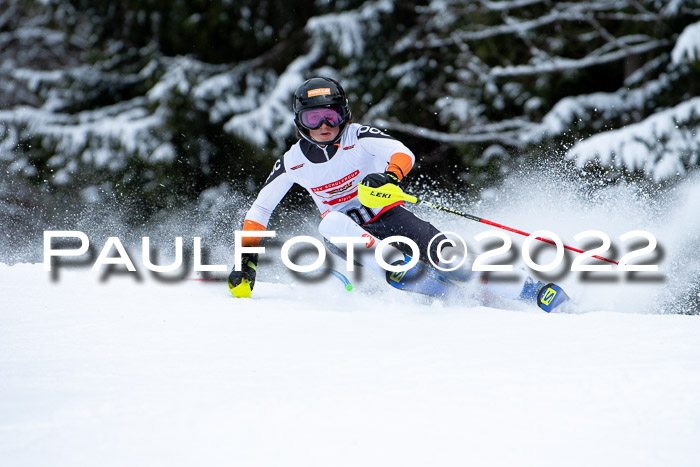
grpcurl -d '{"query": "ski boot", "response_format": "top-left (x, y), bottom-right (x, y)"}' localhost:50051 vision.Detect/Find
top-left (519, 277), bottom-right (570, 312)
top-left (386, 257), bottom-right (455, 298)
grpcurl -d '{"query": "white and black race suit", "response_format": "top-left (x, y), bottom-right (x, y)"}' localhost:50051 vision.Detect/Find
top-left (245, 123), bottom-right (445, 261)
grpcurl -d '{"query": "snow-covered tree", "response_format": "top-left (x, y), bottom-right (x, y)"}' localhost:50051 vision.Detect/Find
top-left (376, 0), bottom-right (700, 183)
top-left (1, 0), bottom-right (699, 223)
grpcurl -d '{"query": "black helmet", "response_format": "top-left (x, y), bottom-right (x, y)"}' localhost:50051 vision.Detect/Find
top-left (293, 77), bottom-right (351, 144)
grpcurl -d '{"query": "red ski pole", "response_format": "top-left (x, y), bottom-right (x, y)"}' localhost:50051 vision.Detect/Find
top-left (358, 184), bottom-right (619, 265)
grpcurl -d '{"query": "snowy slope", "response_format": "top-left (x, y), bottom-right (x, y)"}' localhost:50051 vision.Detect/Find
top-left (2, 166), bottom-right (700, 466)
top-left (1, 262), bottom-right (700, 467)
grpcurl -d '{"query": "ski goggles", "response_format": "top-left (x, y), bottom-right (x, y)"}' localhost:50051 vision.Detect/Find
top-left (299, 106), bottom-right (345, 130)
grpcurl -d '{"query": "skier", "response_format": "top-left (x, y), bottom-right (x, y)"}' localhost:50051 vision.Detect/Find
top-left (228, 77), bottom-right (569, 312)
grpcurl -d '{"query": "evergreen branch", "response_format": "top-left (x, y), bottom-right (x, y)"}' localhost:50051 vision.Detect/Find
top-left (490, 39), bottom-right (669, 77)
top-left (374, 118), bottom-right (534, 146)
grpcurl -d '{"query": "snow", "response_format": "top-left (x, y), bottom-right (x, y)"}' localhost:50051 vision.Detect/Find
top-left (2, 4), bottom-right (700, 461)
top-left (2, 170), bottom-right (700, 466)
top-left (566, 97), bottom-right (700, 181)
top-left (1, 0), bottom-right (696, 185)
top-left (223, 0), bottom-right (394, 149)
top-left (0, 97), bottom-right (167, 177)
top-left (672, 20), bottom-right (700, 65)
top-left (481, 0), bottom-right (549, 12)
top-left (10, 68), bottom-right (64, 93)
top-left (663, 0), bottom-right (692, 18)
top-left (306, 0), bottom-right (393, 57)
top-left (1, 262), bottom-right (699, 467)
top-left (146, 57), bottom-right (197, 103)
top-left (223, 45), bottom-right (321, 147)
top-left (491, 39), bottom-right (669, 77)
